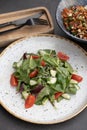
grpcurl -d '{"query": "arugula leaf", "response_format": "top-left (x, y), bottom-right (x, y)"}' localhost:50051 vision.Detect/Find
top-left (57, 66), bottom-right (70, 77)
top-left (43, 55), bottom-right (59, 67)
top-left (57, 96), bottom-right (63, 102)
top-left (29, 57), bottom-right (37, 69)
top-left (65, 61), bottom-right (73, 74)
top-left (22, 59), bottom-right (30, 70)
top-left (52, 84), bottom-right (65, 92)
top-left (35, 86), bottom-right (50, 104)
top-left (14, 69), bottom-right (29, 84)
top-left (16, 80), bottom-right (21, 91)
top-left (57, 73), bottom-right (70, 90)
top-left (65, 87), bottom-right (77, 94)
top-left (48, 95), bottom-right (55, 106)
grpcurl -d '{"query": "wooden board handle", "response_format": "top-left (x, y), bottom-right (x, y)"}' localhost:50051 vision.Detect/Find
top-left (0, 25), bottom-right (17, 32)
top-left (0, 7), bottom-right (54, 47)
top-left (0, 25), bottom-right (50, 47)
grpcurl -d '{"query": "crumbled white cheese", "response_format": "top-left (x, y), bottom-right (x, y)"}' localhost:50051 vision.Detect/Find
top-left (84, 5), bottom-right (87, 9)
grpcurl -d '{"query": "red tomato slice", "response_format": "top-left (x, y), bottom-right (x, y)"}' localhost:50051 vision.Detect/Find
top-left (29, 69), bottom-right (38, 78)
top-left (71, 74), bottom-right (83, 82)
top-left (57, 52), bottom-right (69, 61)
top-left (55, 92), bottom-right (63, 99)
top-left (31, 55), bottom-right (39, 59)
top-left (25, 94), bottom-right (36, 108)
top-left (10, 74), bottom-right (18, 87)
top-left (41, 60), bottom-right (46, 67)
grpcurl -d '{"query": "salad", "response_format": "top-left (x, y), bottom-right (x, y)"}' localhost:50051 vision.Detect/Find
top-left (10, 49), bottom-right (83, 109)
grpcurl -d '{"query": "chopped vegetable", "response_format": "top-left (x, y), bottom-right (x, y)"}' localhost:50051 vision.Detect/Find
top-left (47, 77), bottom-right (57, 84)
top-left (10, 49), bottom-right (83, 109)
top-left (22, 91), bottom-right (29, 100)
top-left (71, 74), bottom-right (83, 82)
top-left (55, 92), bottom-right (63, 99)
top-left (30, 80), bottom-right (37, 86)
top-left (62, 93), bottom-right (71, 100)
top-left (50, 70), bottom-right (57, 77)
top-left (10, 74), bottom-right (18, 87)
top-left (41, 60), bottom-right (46, 66)
top-left (29, 69), bottom-right (38, 78)
top-left (25, 94), bottom-right (36, 108)
top-left (57, 52), bottom-right (69, 61)
top-left (31, 84), bottom-right (44, 95)
top-left (31, 55), bottom-right (40, 59)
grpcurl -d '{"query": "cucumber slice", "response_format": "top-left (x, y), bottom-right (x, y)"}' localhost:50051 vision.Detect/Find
top-left (50, 70), bottom-right (57, 77)
top-left (47, 77), bottom-right (57, 84)
top-left (38, 50), bottom-right (46, 56)
top-left (22, 91), bottom-right (29, 99)
top-left (70, 79), bottom-right (78, 84)
top-left (74, 85), bottom-right (80, 90)
top-left (30, 80), bottom-right (37, 86)
top-left (62, 93), bottom-right (71, 100)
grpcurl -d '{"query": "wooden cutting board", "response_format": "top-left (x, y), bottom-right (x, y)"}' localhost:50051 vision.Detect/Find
top-left (0, 7), bottom-right (54, 47)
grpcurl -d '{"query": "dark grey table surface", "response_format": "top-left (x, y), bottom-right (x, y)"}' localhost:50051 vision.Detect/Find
top-left (0, 0), bottom-right (87, 130)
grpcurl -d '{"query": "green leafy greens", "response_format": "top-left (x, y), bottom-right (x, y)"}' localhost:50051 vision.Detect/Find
top-left (12, 49), bottom-right (80, 107)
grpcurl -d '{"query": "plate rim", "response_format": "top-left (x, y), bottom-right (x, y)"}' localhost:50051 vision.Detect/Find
top-left (0, 34), bottom-right (87, 124)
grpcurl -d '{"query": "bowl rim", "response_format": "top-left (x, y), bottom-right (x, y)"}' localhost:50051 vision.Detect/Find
top-left (0, 34), bottom-right (87, 124)
top-left (56, 0), bottom-right (87, 42)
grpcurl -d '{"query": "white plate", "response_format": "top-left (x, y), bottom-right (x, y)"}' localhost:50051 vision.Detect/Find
top-left (0, 34), bottom-right (87, 124)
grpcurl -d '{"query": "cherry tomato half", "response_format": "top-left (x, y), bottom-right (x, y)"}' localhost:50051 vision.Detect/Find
top-left (55, 92), bottom-right (63, 99)
top-left (57, 52), bottom-right (69, 61)
top-left (31, 55), bottom-right (39, 59)
top-left (25, 94), bottom-right (36, 108)
top-left (29, 69), bottom-right (38, 78)
top-left (41, 60), bottom-right (46, 67)
top-left (10, 74), bottom-right (18, 87)
top-left (71, 74), bottom-right (83, 82)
